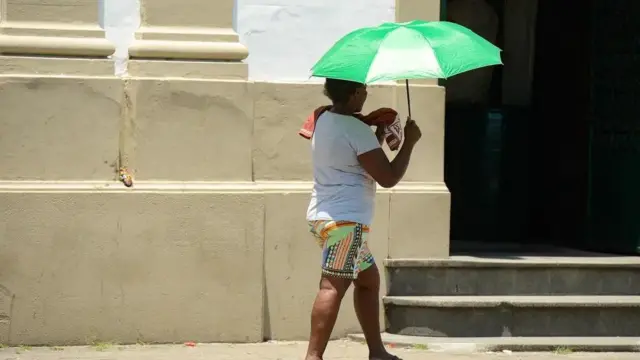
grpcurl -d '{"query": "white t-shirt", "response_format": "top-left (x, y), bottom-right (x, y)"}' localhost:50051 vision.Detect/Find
top-left (306, 111), bottom-right (381, 226)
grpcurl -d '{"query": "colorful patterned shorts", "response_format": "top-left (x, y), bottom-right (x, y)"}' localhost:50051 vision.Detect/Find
top-left (308, 220), bottom-right (375, 280)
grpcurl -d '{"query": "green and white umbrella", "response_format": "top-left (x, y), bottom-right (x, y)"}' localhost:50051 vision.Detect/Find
top-left (311, 20), bottom-right (503, 116)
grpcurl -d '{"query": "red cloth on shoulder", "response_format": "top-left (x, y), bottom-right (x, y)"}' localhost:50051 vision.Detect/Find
top-left (299, 106), bottom-right (402, 151)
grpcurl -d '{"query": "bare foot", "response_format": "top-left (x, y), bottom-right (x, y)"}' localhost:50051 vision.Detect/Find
top-left (305, 356), bottom-right (323, 360)
top-left (369, 352), bottom-right (402, 360)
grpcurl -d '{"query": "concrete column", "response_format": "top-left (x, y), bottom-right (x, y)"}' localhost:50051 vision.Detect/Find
top-left (395, 0), bottom-right (441, 22)
top-left (0, 0), bottom-right (113, 56)
top-left (131, 0), bottom-right (247, 61)
top-left (384, 0), bottom-right (451, 258)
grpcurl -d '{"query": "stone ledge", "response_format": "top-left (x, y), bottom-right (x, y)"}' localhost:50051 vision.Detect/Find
top-left (136, 26), bottom-right (240, 42)
top-left (0, 181), bottom-right (448, 194)
top-left (0, 21), bottom-right (106, 38)
top-left (0, 35), bottom-right (114, 57)
top-left (0, 36), bottom-right (248, 61)
top-left (0, 56), bottom-right (248, 79)
top-left (129, 39), bottom-right (248, 61)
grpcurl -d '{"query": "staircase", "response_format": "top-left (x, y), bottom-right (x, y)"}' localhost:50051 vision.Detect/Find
top-left (351, 254), bottom-right (640, 352)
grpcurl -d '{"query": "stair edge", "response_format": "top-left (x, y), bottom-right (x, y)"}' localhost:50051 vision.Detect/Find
top-left (385, 257), bottom-right (640, 268)
top-left (384, 295), bottom-right (640, 308)
top-left (348, 333), bottom-right (640, 353)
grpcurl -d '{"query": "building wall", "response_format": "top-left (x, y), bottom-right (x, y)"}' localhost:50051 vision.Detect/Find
top-left (235, 0), bottom-right (395, 81)
top-left (0, 0), bottom-right (448, 345)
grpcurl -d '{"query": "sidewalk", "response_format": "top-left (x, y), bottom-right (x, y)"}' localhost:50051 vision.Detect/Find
top-left (1, 340), bottom-right (638, 360)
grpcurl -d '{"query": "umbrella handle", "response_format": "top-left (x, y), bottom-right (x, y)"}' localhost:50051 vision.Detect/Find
top-left (405, 79), bottom-right (412, 119)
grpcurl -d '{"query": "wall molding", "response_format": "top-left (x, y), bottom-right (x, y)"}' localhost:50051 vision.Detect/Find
top-left (0, 181), bottom-right (449, 194)
top-left (0, 35), bottom-right (248, 61)
top-left (0, 35), bottom-right (114, 57)
top-left (129, 38), bottom-right (248, 61)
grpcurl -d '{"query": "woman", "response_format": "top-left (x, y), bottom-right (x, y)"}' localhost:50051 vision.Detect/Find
top-left (305, 78), bottom-right (422, 360)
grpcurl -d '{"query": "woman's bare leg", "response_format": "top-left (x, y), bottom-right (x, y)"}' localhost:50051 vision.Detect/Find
top-left (354, 264), bottom-right (400, 360)
top-left (305, 275), bottom-right (352, 360)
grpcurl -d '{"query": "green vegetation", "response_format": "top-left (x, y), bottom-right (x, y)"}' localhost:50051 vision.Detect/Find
top-left (93, 342), bottom-right (113, 352)
top-left (553, 346), bottom-right (573, 354)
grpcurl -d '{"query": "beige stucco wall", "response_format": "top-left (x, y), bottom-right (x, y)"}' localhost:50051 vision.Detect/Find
top-left (0, 0), bottom-right (448, 345)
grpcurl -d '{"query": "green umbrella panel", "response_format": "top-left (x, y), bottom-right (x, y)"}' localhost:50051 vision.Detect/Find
top-left (311, 20), bottom-right (503, 117)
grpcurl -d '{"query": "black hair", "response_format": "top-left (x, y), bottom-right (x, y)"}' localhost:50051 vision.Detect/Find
top-left (323, 78), bottom-right (364, 104)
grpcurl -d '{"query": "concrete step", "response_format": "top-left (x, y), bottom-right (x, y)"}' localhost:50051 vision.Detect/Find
top-left (384, 295), bottom-right (640, 337)
top-left (348, 333), bottom-right (640, 352)
top-left (385, 257), bottom-right (640, 296)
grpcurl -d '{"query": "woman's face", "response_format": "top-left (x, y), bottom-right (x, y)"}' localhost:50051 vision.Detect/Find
top-left (351, 85), bottom-right (368, 113)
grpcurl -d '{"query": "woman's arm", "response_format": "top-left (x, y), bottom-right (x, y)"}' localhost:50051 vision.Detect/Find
top-left (357, 144), bottom-right (415, 188)
top-left (358, 118), bottom-right (422, 188)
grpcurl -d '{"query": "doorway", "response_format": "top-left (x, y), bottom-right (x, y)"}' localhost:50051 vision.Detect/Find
top-left (528, 0), bottom-right (591, 250)
top-left (442, 0), bottom-right (618, 254)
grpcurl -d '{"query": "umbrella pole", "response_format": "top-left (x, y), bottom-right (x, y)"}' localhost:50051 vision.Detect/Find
top-left (405, 79), bottom-right (412, 119)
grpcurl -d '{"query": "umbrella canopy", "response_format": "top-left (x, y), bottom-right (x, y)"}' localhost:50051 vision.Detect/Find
top-left (311, 20), bottom-right (502, 84)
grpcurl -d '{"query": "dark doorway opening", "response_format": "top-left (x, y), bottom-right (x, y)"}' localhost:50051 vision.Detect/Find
top-left (441, 0), bottom-right (640, 255)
